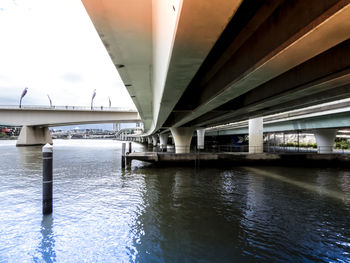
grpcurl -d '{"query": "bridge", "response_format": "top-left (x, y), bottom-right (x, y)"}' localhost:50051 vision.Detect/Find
top-left (121, 100), bottom-right (350, 154)
top-left (82, 0), bottom-right (350, 153)
top-left (0, 106), bottom-right (139, 146)
top-left (205, 100), bottom-right (350, 153)
top-left (207, 99), bottom-right (350, 133)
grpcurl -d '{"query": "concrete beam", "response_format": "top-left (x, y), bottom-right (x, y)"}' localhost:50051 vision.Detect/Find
top-left (207, 83), bottom-right (350, 127)
top-left (206, 111), bottom-right (350, 136)
top-left (188, 40), bottom-right (350, 127)
top-left (151, 0), bottom-right (243, 133)
top-left (169, 1), bottom-right (350, 128)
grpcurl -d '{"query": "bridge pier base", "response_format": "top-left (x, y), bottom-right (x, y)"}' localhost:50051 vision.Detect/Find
top-left (159, 133), bottom-right (169, 152)
top-left (314, 129), bottom-right (337, 154)
top-left (17, 126), bottom-right (53, 147)
top-left (170, 127), bottom-right (195, 153)
top-left (196, 129), bottom-right (205, 150)
top-left (249, 117), bottom-right (263, 154)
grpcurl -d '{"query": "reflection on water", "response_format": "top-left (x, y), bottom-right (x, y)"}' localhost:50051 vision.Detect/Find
top-left (17, 146), bottom-right (42, 166)
top-left (34, 214), bottom-right (56, 262)
top-left (0, 140), bottom-right (349, 262)
top-left (246, 167), bottom-right (350, 202)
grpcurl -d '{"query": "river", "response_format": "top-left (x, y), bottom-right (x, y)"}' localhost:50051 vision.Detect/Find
top-left (0, 139), bottom-right (349, 262)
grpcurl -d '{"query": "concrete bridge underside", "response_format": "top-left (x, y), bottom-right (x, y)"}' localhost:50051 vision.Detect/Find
top-left (82, 0), bottom-right (350, 153)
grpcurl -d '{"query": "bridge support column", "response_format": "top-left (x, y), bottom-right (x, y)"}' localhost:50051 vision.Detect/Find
top-left (249, 117), bottom-right (263, 154)
top-left (196, 129), bottom-right (205, 150)
top-left (152, 135), bottom-right (158, 147)
top-left (17, 126), bottom-right (53, 147)
top-left (159, 133), bottom-right (169, 152)
top-left (147, 137), bottom-right (152, 145)
top-left (170, 127), bottom-right (195, 153)
top-left (314, 129), bottom-right (337, 154)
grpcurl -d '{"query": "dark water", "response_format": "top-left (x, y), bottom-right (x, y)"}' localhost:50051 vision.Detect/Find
top-left (0, 139), bottom-right (349, 262)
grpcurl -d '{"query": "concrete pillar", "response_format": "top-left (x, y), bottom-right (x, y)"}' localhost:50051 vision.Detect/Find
top-left (17, 126), bottom-right (53, 146)
top-left (159, 133), bottom-right (169, 152)
top-left (152, 135), bottom-right (158, 147)
top-left (170, 127), bottom-right (195, 153)
top-left (249, 117), bottom-right (263, 154)
top-left (196, 129), bottom-right (205, 150)
top-left (314, 129), bottom-right (337, 154)
top-left (147, 137), bottom-right (152, 145)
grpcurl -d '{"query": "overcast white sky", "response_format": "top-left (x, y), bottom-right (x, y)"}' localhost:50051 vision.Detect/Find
top-left (0, 0), bottom-right (135, 109)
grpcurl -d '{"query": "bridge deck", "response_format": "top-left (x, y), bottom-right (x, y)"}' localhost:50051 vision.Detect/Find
top-left (0, 105), bottom-right (140, 127)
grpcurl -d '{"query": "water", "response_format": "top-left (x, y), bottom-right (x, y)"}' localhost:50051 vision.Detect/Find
top-left (0, 139), bottom-right (349, 262)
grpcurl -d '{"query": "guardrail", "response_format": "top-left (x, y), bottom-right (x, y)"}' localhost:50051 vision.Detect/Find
top-left (0, 105), bottom-right (137, 112)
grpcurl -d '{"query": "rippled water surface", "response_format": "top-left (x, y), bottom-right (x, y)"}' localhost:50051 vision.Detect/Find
top-left (0, 139), bottom-right (350, 262)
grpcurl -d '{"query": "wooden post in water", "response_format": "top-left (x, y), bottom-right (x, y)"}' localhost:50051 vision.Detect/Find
top-left (126, 154), bottom-right (132, 168)
top-left (128, 142), bottom-right (132, 153)
top-left (42, 144), bottom-right (53, 215)
top-left (121, 143), bottom-right (126, 168)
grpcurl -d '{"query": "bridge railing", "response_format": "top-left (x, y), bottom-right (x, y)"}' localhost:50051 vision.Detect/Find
top-left (0, 105), bottom-right (136, 112)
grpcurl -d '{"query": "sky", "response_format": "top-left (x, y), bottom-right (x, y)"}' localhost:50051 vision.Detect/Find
top-left (0, 0), bottom-right (135, 109)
